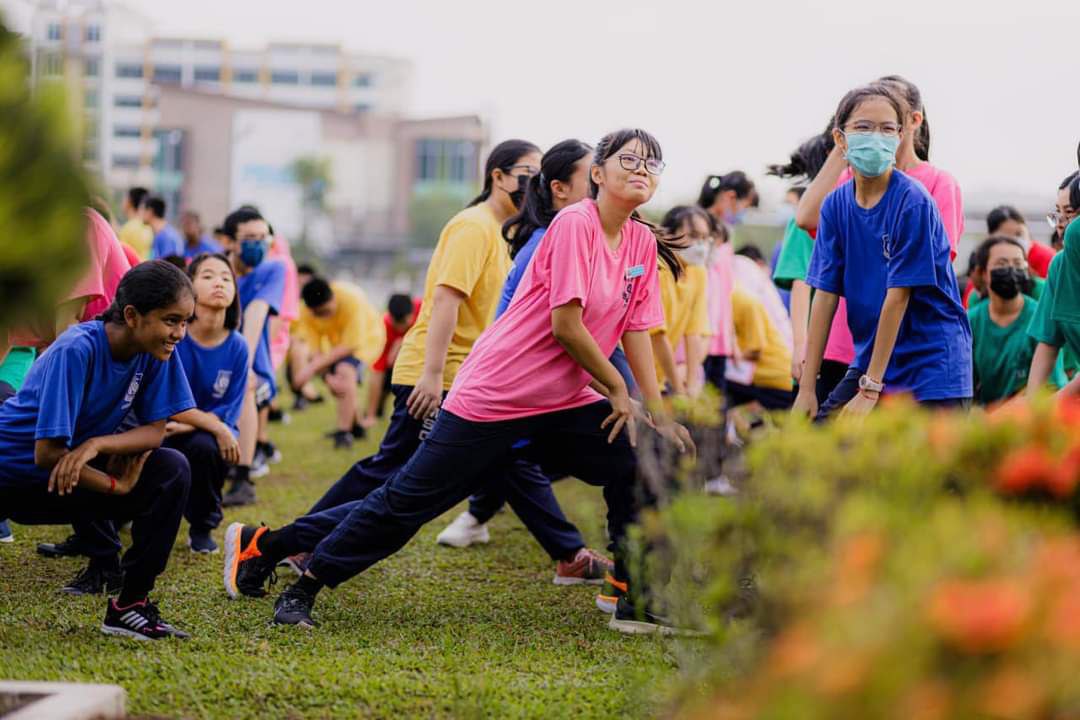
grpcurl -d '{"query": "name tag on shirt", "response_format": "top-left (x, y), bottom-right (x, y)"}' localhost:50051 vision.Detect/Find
top-left (625, 265), bottom-right (645, 280)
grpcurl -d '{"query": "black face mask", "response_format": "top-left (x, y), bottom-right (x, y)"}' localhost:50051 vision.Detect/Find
top-left (508, 174), bottom-right (528, 209)
top-left (989, 267), bottom-right (1031, 300)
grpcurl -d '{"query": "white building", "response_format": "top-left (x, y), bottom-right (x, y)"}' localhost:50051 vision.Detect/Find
top-left (1, 0), bottom-right (412, 203)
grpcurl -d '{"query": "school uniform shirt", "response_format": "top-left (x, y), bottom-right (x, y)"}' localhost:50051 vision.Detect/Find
top-left (652, 261), bottom-right (710, 384)
top-left (0, 322), bottom-right (195, 488)
top-left (119, 217), bottom-right (153, 261)
top-left (151, 224), bottom-right (184, 260)
top-left (237, 259), bottom-right (287, 396)
top-left (806, 170), bottom-right (973, 402)
top-left (1029, 236), bottom-right (1080, 359)
top-left (393, 203), bottom-right (512, 390)
top-left (373, 299), bottom-right (422, 373)
top-left (730, 288), bottom-right (793, 391)
top-left (496, 227), bottom-right (545, 319)
top-left (970, 297), bottom-right (1066, 405)
top-left (773, 217), bottom-right (856, 365)
top-left (173, 332), bottom-right (249, 435)
top-left (445, 199), bottom-right (664, 422)
top-left (294, 282), bottom-right (386, 366)
top-left (182, 235), bottom-right (223, 261)
top-left (706, 242), bottom-right (735, 358)
top-left (967, 276), bottom-right (1046, 310)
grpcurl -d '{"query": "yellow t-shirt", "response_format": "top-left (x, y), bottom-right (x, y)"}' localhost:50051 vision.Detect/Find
top-left (652, 262), bottom-right (711, 383)
top-left (295, 281), bottom-right (386, 365)
top-left (392, 203), bottom-right (511, 389)
top-left (119, 217), bottom-right (152, 261)
top-left (730, 288), bottom-right (793, 391)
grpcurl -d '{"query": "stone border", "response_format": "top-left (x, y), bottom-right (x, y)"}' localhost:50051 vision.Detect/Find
top-left (0, 681), bottom-right (125, 719)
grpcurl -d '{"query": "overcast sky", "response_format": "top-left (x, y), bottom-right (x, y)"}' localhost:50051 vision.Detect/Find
top-left (124, 0), bottom-right (1080, 213)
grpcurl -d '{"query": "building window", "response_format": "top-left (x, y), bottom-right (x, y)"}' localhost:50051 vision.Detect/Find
top-left (46, 23), bottom-right (62, 41)
top-left (310, 71), bottom-right (337, 87)
top-left (153, 64), bottom-right (182, 85)
top-left (112, 155), bottom-right (140, 169)
top-left (353, 103), bottom-right (371, 113)
top-left (270, 69), bottom-right (299, 85)
top-left (415, 139), bottom-right (478, 183)
top-left (193, 66), bottom-right (221, 83)
top-left (113, 126), bottom-right (142, 139)
top-left (85, 24), bottom-right (101, 42)
top-left (232, 68), bottom-right (259, 83)
top-left (115, 63), bottom-right (143, 79)
top-left (84, 90), bottom-right (98, 108)
top-left (193, 40), bottom-right (222, 51)
top-left (42, 53), bottom-right (63, 77)
top-left (84, 58), bottom-right (99, 77)
top-left (352, 73), bottom-right (372, 87)
top-left (114, 95), bottom-right (144, 108)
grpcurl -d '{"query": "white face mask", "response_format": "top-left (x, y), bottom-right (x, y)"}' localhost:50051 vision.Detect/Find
top-left (678, 240), bottom-right (711, 267)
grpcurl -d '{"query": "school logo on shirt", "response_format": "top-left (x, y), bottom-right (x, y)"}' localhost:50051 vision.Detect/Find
top-left (212, 370), bottom-right (233, 399)
top-left (882, 234), bottom-right (892, 260)
top-left (122, 372), bottom-right (144, 408)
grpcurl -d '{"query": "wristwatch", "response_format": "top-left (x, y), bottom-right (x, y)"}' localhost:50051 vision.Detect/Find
top-left (858, 375), bottom-right (884, 393)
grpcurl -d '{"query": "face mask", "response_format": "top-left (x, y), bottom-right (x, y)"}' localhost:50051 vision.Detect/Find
top-left (678, 241), bottom-right (711, 267)
top-left (508, 174), bottom-right (528, 209)
top-left (989, 267), bottom-right (1029, 300)
top-left (239, 239), bottom-right (267, 268)
top-left (724, 208), bottom-right (747, 226)
top-left (843, 132), bottom-right (900, 178)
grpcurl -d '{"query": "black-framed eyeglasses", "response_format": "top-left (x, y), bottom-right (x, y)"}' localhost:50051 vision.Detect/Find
top-left (844, 121), bottom-right (903, 137)
top-left (507, 164), bottom-right (539, 177)
top-left (617, 153), bottom-right (665, 175)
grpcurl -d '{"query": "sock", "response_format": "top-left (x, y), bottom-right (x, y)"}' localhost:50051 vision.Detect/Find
top-left (256, 525), bottom-right (295, 562)
top-left (294, 573), bottom-right (323, 597)
top-left (233, 465), bottom-right (251, 486)
top-left (116, 585), bottom-right (146, 608)
top-left (89, 554), bottom-right (121, 574)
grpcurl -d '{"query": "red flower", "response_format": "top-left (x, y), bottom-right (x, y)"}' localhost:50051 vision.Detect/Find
top-left (927, 578), bottom-right (1032, 654)
top-left (994, 446), bottom-right (1057, 495)
top-left (1046, 446), bottom-right (1080, 499)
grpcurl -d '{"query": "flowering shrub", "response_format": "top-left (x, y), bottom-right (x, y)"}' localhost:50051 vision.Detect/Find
top-left (652, 394), bottom-right (1080, 718)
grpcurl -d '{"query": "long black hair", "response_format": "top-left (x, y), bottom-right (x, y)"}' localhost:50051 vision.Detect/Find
top-left (188, 252), bottom-right (241, 331)
top-left (660, 205), bottom-right (711, 239)
top-left (767, 125), bottom-right (835, 181)
top-left (590, 128), bottom-right (683, 279)
top-left (879, 75), bottom-right (930, 161)
top-left (697, 171), bottom-right (756, 210)
top-left (97, 260), bottom-right (194, 324)
top-left (468, 139), bottom-right (541, 208)
top-left (501, 139), bottom-right (592, 259)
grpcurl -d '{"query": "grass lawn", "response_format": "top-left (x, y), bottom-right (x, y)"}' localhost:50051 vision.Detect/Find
top-left (0, 400), bottom-right (679, 719)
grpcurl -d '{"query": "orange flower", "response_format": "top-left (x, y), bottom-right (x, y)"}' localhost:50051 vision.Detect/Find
top-left (832, 532), bottom-right (885, 607)
top-left (927, 578), bottom-right (1032, 654)
top-left (767, 622), bottom-right (821, 677)
top-left (1044, 586), bottom-right (1080, 651)
top-left (1046, 446), bottom-right (1080, 499)
top-left (994, 446), bottom-right (1057, 495)
top-left (1033, 536), bottom-right (1080, 589)
top-left (976, 666), bottom-right (1045, 719)
top-left (1054, 395), bottom-right (1080, 429)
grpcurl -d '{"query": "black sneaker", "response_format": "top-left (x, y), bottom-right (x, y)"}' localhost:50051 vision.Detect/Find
top-left (188, 531), bottom-right (219, 554)
top-left (223, 522), bottom-right (277, 599)
top-left (332, 430), bottom-right (353, 450)
top-left (273, 583), bottom-right (318, 628)
top-left (257, 441), bottom-right (282, 465)
top-left (608, 596), bottom-right (700, 636)
top-left (37, 533), bottom-right (88, 559)
top-left (61, 563), bottom-right (123, 596)
top-left (222, 477), bottom-right (257, 507)
top-left (292, 395), bottom-right (310, 411)
top-left (101, 598), bottom-right (190, 640)
top-left (350, 423), bottom-right (367, 440)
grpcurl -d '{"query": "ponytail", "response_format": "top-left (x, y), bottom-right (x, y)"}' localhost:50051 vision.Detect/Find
top-left (468, 139), bottom-right (540, 208)
top-left (879, 74), bottom-right (930, 161)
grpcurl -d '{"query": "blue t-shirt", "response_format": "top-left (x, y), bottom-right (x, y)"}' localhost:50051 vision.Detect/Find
top-left (237, 259), bottom-right (286, 397)
top-left (182, 236), bottom-right (223, 261)
top-left (174, 331), bottom-right (249, 435)
top-left (0, 322), bottom-right (195, 488)
top-left (495, 228), bottom-right (544, 319)
top-left (152, 224), bottom-right (184, 259)
top-left (806, 170), bottom-right (973, 401)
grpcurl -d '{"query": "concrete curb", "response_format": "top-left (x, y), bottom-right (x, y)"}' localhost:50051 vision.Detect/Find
top-left (0, 681), bottom-right (126, 719)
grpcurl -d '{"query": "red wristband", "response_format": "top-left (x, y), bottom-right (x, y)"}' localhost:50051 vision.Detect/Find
top-left (107, 475), bottom-right (117, 494)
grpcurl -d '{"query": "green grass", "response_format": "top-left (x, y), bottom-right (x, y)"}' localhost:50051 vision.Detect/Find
top-left (0, 400), bottom-right (678, 719)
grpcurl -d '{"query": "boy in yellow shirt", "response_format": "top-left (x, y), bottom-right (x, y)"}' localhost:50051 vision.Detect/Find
top-left (728, 287), bottom-right (794, 409)
top-left (118, 187), bottom-right (152, 260)
top-left (292, 277), bottom-right (386, 449)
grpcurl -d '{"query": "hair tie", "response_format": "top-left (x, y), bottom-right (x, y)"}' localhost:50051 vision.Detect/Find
top-left (538, 172), bottom-right (547, 186)
top-left (708, 176), bottom-right (721, 189)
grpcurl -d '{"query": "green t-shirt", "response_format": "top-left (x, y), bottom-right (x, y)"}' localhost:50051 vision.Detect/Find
top-left (971, 297), bottom-right (1067, 404)
top-left (968, 275), bottom-right (1045, 310)
top-left (772, 218), bottom-right (815, 290)
top-left (1029, 253), bottom-right (1080, 370)
top-left (0, 346), bottom-right (36, 392)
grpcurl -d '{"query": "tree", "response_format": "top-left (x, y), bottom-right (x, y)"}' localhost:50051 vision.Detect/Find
top-left (289, 155), bottom-right (333, 248)
top-left (408, 182), bottom-right (474, 248)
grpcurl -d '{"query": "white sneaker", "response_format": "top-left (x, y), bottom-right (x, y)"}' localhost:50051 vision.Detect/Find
top-left (436, 511), bottom-right (490, 548)
top-left (704, 475), bottom-right (738, 496)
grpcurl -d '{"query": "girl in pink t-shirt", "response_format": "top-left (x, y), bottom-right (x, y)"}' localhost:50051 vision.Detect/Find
top-left (230, 130), bottom-right (694, 634)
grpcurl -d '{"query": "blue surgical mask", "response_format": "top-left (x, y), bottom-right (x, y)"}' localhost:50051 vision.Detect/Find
top-left (239, 239), bottom-right (267, 268)
top-left (724, 208), bottom-right (747, 226)
top-left (843, 132), bottom-right (899, 178)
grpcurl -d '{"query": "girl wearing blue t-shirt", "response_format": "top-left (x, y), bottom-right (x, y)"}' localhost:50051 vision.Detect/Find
top-left (0, 261), bottom-right (196, 639)
top-left (166, 253), bottom-right (249, 553)
top-left (796, 83), bottom-right (973, 418)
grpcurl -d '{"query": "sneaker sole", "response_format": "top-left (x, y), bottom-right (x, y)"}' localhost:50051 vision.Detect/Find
top-left (100, 624), bottom-right (154, 641)
top-left (272, 618), bottom-right (317, 629)
top-left (222, 523), bottom-right (244, 600)
top-left (608, 616), bottom-right (707, 638)
top-left (0, 535), bottom-right (13, 543)
top-left (596, 596), bottom-right (618, 613)
top-left (553, 575), bottom-right (605, 586)
top-left (251, 465), bottom-right (270, 479)
top-left (435, 533), bottom-right (490, 548)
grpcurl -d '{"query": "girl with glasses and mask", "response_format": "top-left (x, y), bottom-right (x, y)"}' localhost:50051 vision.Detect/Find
top-left (793, 83), bottom-right (972, 419)
top-left (968, 237), bottom-right (1066, 405)
top-left (223, 129), bottom-right (694, 635)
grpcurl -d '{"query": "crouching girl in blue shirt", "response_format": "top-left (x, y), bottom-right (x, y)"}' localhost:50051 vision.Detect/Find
top-left (0, 261), bottom-right (197, 639)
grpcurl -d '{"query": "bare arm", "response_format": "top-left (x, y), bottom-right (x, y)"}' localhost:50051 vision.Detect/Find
top-left (792, 289), bottom-right (839, 417)
top-left (842, 287), bottom-right (911, 416)
top-left (1027, 342), bottom-right (1061, 395)
top-left (35, 420), bottom-right (166, 495)
top-left (241, 300), bottom-right (270, 371)
top-left (789, 280), bottom-right (812, 381)
top-left (685, 334), bottom-right (707, 395)
top-left (795, 145), bottom-right (847, 233)
top-left (294, 344), bottom-right (356, 386)
top-left (552, 302), bottom-right (626, 396)
top-left (406, 285), bottom-right (464, 419)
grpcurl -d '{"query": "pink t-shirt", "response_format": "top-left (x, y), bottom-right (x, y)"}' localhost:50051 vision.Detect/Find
top-left (706, 242), bottom-right (735, 357)
top-left (268, 233), bottom-right (300, 369)
top-left (76, 208), bottom-right (132, 321)
top-left (444, 199), bottom-right (664, 422)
